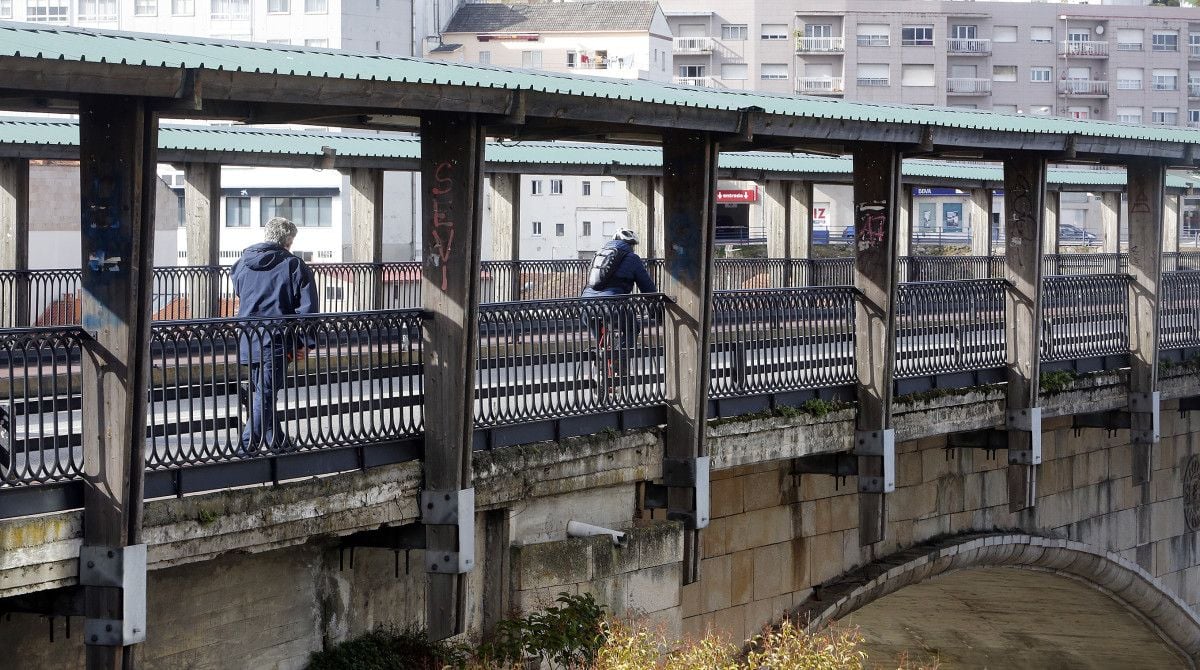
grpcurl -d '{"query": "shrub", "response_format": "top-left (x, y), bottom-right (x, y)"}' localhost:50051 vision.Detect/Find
top-left (306, 627), bottom-right (468, 670)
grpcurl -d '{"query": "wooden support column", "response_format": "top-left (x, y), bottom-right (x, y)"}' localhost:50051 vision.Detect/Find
top-left (625, 175), bottom-right (657, 259)
top-left (784, 181), bottom-right (813, 286)
top-left (1100, 191), bottom-right (1121, 254)
top-left (488, 172), bottom-right (521, 301)
top-left (349, 168), bottom-right (384, 310)
top-left (183, 163), bottom-right (220, 318)
top-left (652, 176), bottom-right (665, 259)
top-left (970, 188), bottom-right (991, 257)
top-left (897, 186), bottom-right (912, 260)
top-left (661, 130), bottom-right (718, 583)
top-left (79, 95), bottom-right (157, 669)
top-left (851, 144), bottom-right (902, 547)
top-left (0, 158), bottom-right (29, 327)
top-left (1163, 192), bottom-right (1181, 254)
top-left (1044, 190), bottom-right (1060, 256)
top-left (420, 112), bottom-right (483, 640)
top-left (764, 179), bottom-right (788, 259)
top-left (1125, 159), bottom-right (1165, 486)
top-left (1002, 155), bottom-right (1048, 512)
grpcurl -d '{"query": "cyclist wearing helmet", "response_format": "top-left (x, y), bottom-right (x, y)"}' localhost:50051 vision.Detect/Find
top-left (581, 228), bottom-right (656, 297)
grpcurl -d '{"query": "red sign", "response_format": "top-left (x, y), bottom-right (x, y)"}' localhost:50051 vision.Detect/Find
top-left (717, 188), bottom-right (758, 204)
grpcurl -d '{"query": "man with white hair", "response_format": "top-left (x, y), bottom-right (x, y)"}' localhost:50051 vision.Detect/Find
top-left (232, 217), bottom-right (319, 455)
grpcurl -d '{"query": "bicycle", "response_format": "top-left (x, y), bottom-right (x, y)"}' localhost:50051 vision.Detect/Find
top-left (577, 306), bottom-right (648, 405)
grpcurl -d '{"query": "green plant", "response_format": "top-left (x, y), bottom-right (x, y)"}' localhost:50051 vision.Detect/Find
top-left (306, 627), bottom-right (469, 670)
top-left (800, 398), bottom-right (835, 419)
top-left (1039, 370), bottom-right (1078, 395)
top-left (196, 507), bottom-right (220, 527)
top-left (477, 592), bottom-right (607, 669)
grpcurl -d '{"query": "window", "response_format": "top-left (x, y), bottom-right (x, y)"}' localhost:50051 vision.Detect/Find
top-left (225, 197), bottom-right (250, 227)
top-left (550, 179), bottom-right (563, 195)
top-left (1067, 29), bottom-right (1091, 43)
top-left (582, 181), bottom-right (592, 196)
top-left (134, 0), bottom-right (155, 15)
top-left (531, 180), bottom-right (543, 196)
top-left (1117, 107), bottom-right (1143, 124)
top-left (901, 64), bottom-right (935, 87)
top-left (581, 221), bottom-right (592, 236)
top-left (721, 24), bottom-right (748, 41)
top-left (317, 250), bottom-right (334, 260)
top-left (761, 23), bottom-right (788, 41)
top-left (1192, 33), bottom-right (1200, 56)
top-left (521, 51), bottom-right (543, 69)
top-left (993, 26), bottom-right (1017, 43)
top-left (678, 65), bottom-right (706, 79)
top-left (1117, 68), bottom-right (1143, 90)
top-left (211, 0), bottom-right (248, 19)
top-left (78, 0), bottom-right (116, 20)
top-left (721, 63), bottom-right (748, 80)
top-left (1153, 69), bottom-right (1179, 91)
top-left (259, 196), bottom-right (332, 227)
top-left (901, 25), bottom-right (933, 47)
top-left (760, 63), bottom-right (788, 80)
top-left (857, 63), bottom-right (889, 86)
top-left (1117, 28), bottom-right (1143, 51)
top-left (479, 51), bottom-right (490, 65)
top-left (267, 0), bottom-right (287, 11)
top-left (1153, 31), bottom-right (1178, 52)
top-left (1030, 67), bottom-right (1052, 83)
top-left (1152, 108), bottom-right (1179, 125)
top-left (0, 0), bottom-right (10, 16)
top-left (856, 24), bottom-right (889, 47)
top-left (26, 0), bottom-right (68, 22)
top-left (171, 0), bottom-right (192, 15)
top-left (531, 221), bottom-right (543, 236)
top-left (952, 25), bottom-right (977, 40)
top-left (1190, 109), bottom-right (1200, 125)
top-left (304, 0), bottom-right (326, 12)
top-left (1067, 106), bottom-right (1090, 120)
top-left (601, 221), bottom-right (617, 237)
top-left (992, 66), bottom-right (1017, 82)
top-left (1030, 27), bottom-right (1053, 44)
top-left (322, 286), bottom-right (343, 301)
top-left (555, 223), bottom-right (565, 237)
top-left (304, 38), bottom-right (328, 48)
top-left (601, 182), bottom-right (615, 197)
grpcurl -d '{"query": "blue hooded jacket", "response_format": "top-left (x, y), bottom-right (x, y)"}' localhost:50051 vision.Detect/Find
top-left (232, 242), bottom-right (319, 361)
top-left (581, 240), bottom-right (657, 297)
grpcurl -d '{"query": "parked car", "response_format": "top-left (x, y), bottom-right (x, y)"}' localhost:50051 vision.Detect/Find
top-left (1059, 223), bottom-right (1098, 246)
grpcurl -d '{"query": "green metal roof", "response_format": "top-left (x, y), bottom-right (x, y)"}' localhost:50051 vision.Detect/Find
top-left (0, 116), bottom-right (1191, 189)
top-left (3, 22), bottom-right (1200, 150)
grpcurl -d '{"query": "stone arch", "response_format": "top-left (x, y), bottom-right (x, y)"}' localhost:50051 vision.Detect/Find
top-left (791, 533), bottom-right (1200, 666)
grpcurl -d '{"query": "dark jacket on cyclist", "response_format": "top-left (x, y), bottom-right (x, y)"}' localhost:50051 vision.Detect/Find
top-left (581, 240), bottom-right (656, 297)
top-left (232, 241), bottom-right (319, 362)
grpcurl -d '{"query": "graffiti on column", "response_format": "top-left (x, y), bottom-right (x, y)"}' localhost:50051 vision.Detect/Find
top-left (1006, 168), bottom-right (1037, 250)
top-left (428, 160), bottom-right (455, 291)
top-left (856, 201), bottom-right (887, 252)
top-left (1129, 174), bottom-right (1153, 216)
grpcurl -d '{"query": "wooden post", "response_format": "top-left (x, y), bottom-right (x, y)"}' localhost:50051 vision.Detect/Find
top-left (970, 188), bottom-right (991, 257)
top-left (851, 144), bottom-right (902, 546)
top-left (1163, 192), bottom-right (1181, 254)
top-left (488, 172), bottom-right (521, 301)
top-left (625, 175), bottom-right (657, 261)
top-left (420, 112), bottom-right (483, 640)
top-left (652, 176), bottom-right (665, 259)
top-left (349, 168), bottom-right (384, 310)
top-left (79, 95), bottom-right (157, 670)
top-left (897, 186), bottom-right (913, 260)
top-left (1044, 190), bottom-right (1060, 260)
top-left (1002, 155), bottom-right (1048, 511)
top-left (782, 181), bottom-right (813, 286)
top-left (0, 158), bottom-right (29, 327)
top-left (661, 130), bottom-right (718, 583)
top-left (1125, 159), bottom-right (1165, 486)
top-left (183, 162), bottom-right (220, 317)
top-left (1100, 191), bottom-right (1121, 254)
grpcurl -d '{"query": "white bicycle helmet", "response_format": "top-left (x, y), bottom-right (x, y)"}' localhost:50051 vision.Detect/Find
top-left (613, 228), bottom-right (640, 245)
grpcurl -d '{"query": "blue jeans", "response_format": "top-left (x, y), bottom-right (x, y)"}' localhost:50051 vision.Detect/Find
top-left (240, 353), bottom-right (289, 453)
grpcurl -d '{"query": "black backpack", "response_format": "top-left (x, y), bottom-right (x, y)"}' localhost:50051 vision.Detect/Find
top-left (586, 246), bottom-right (629, 290)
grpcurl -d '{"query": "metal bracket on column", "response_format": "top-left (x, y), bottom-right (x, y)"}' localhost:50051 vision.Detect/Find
top-left (420, 488), bottom-right (475, 574)
top-left (947, 429), bottom-right (1006, 460)
top-left (1006, 407), bottom-right (1042, 465)
top-left (1129, 391), bottom-right (1160, 445)
top-left (78, 544), bottom-right (146, 647)
top-left (788, 453), bottom-right (858, 491)
top-left (854, 429), bottom-right (895, 493)
top-left (662, 456), bottom-right (710, 529)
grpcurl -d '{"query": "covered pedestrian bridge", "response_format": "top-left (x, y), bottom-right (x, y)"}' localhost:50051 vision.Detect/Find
top-left (2, 22), bottom-right (1200, 667)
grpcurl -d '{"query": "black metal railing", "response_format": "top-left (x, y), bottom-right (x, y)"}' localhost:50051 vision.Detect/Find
top-left (709, 287), bottom-right (856, 398)
top-left (1, 327), bottom-right (86, 487)
top-left (896, 279), bottom-right (1006, 378)
top-left (475, 294), bottom-right (668, 427)
top-left (1041, 274), bottom-right (1130, 362)
top-left (1162, 271), bottom-right (1200, 351)
top-left (145, 310), bottom-right (424, 469)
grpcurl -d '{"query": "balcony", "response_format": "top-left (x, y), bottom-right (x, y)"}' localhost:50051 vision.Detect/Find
top-left (1192, 44), bottom-right (1200, 59)
top-left (856, 77), bottom-right (890, 87)
top-left (1059, 40), bottom-right (1109, 57)
top-left (795, 36), bottom-right (845, 53)
top-left (796, 77), bottom-right (845, 94)
top-left (673, 36), bottom-right (715, 54)
top-left (673, 76), bottom-right (721, 88)
top-left (1059, 79), bottom-right (1109, 96)
top-left (947, 38), bottom-right (991, 55)
top-left (946, 78), bottom-right (992, 95)
top-left (1190, 82), bottom-right (1200, 98)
